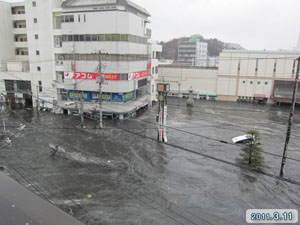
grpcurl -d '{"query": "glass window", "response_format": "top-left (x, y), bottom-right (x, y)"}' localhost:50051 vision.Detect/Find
top-left (99, 34), bottom-right (105, 41)
top-left (73, 54), bottom-right (79, 60)
top-left (105, 34), bottom-right (111, 41)
top-left (36, 50), bottom-right (40, 55)
top-left (79, 35), bottom-right (85, 41)
top-left (70, 15), bottom-right (74, 22)
top-left (62, 35), bottom-right (67, 42)
top-left (74, 35), bottom-right (79, 42)
top-left (92, 34), bottom-right (98, 41)
top-left (79, 54), bottom-right (86, 60)
top-left (32, 2), bottom-right (36, 7)
top-left (65, 16), bottom-right (70, 22)
top-left (111, 55), bottom-right (117, 61)
top-left (121, 34), bottom-right (128, 41)
top-left (78, 15), bottom-right (80, 22)
top-left (111, 34), bottom-right (120, 41)
top-left (85, 34), bottom-right (91, 41)
top-left (34, 18), bottom-right (37, 23)
top-left (37, 66), bottom-right (41, 71)
top-left (68, 35), bottom-right (73, 42)
top-left (35, 34), bottom-right (38, 39)
top-left (39, 81), bottom-right (42, 92)
top-left (86, 54), bottom-right (92, 61)
top-left (257, 81), bottom-right (260, 85)
top-left (265, 81), bottom-right (268, 85)
top-left (61, 16), bottom-right (65, 23)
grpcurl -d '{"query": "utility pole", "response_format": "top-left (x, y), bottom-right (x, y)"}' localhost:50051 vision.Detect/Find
top-left (178, 82), bottom-right (181, 108)
top-left (36, 85), bottom-right (40, 120)
top-left (280, 57), bottom-right (300, 177)
top-left (157, 83), bottom-right (170, 142)
top-left (80, 92), bottom-right (85, 128)
top-left (94, 50), bottom-right (105, 129)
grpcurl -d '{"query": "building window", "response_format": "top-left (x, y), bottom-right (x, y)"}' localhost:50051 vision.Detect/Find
top-left (34, 18), bottom-right (37, 23)
top-left (37, 66), bottom-right (41, 71)
top-left (35, 34), bottom-right (38, 39)
top-left (257, 81), bottom-right (260, 85)
top-left (79, 35), bottom-right (85, 41)
top-left (61, 15), bottom-right (74, 23)
top-left (255, 59), bottom-right (259, 72)
top-left (78, 15), bottom-right (80, 22)
top-left (85, 34), bottom-right (91, 41)
top-left (243, 81), bottom-right (246, 84)
top-left (32, 1), bottom-right (36, 7)
top-left (250, 81), bottom-right (253, 84)
top-left (91, 34), bottom-right (98, 41)
top-left (265, 81), bottom-right (268, 85)
top-left (74, 35), bottom-right (79, 42)
top-left (111, 34), bottom-right (120, 41)
top-left (36, 50), bottom-right (40, 55)
top-left (152, 67), bottom-right (154, 74)
top-left (38, 81), bottom-right (42, 92)
top-left (84, 14), bottom-right (86, 22)
top-left (273, 60), bottom-right (277, 73)
top-left (155, 67), bottom-right (158, 74)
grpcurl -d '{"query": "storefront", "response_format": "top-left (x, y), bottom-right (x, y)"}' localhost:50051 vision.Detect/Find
top-left (67, 90), bottom-right (135, 103)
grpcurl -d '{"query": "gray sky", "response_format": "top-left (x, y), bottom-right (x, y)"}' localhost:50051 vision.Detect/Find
top-left (4, 0), bottom-right (300, 50)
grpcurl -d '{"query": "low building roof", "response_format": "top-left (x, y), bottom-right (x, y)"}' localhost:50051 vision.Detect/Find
top-left (61, 0), bottom-right (150, 16)
top-left (223, 50), bottom-right (300, 55)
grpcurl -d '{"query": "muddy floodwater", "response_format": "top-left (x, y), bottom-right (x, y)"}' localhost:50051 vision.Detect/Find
top-left (0, 98), bottom-right (299, 225)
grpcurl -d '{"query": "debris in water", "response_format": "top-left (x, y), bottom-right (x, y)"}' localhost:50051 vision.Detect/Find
top-left (87, 194), bottom-right (92, 199)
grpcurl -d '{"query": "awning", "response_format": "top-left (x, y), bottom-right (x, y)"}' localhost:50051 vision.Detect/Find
top-left (254, 94), bottom-right (266, 98)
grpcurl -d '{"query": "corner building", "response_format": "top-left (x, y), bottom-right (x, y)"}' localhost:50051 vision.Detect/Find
top-left (56, 0), bottom-right (151, 115)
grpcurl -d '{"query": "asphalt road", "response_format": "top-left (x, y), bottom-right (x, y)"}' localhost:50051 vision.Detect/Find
top-left (0, 98), bottom-right (299, 225)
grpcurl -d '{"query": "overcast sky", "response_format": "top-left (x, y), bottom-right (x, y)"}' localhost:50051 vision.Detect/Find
top-left (4, 0), bottom-right (300, 50)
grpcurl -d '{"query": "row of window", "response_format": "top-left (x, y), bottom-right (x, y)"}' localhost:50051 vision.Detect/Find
top-left (61, 15), bottom-right (87, 23)
top-left (61, 34), bottom-right (148, 44)
top-left (61, 15), bottom-right (75, 23)
top-left (237, 60), bottom-right (296, 74)
top-left (242, 81), bottom-right (268, 85)
top-left (55, 54), bottom-right (148, 62)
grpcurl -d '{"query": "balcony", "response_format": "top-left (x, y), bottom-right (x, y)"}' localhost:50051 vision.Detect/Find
top-left (13, 28), bottom-right (27, 35)
top-left (7, 61), bottom-right (29, 72)
top-left (12, 14), bottom-right (26, 21)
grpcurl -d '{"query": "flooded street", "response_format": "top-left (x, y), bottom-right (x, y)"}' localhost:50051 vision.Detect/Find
top-left (0, 98), bottom-right (299, 225)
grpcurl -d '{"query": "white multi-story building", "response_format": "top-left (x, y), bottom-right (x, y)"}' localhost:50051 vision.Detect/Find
top-left (177, 40), bottom-right (207, 67)
top-left (56, 0), bottom-right (151, 116)
top-left (217, 50), bottom-right (300, 103)
top-left (0, 0), bottom-right (152, 117)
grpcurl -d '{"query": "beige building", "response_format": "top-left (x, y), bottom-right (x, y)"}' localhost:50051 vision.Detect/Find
top-left (217, 50), bottom-right (300, 103)
top-left (158, 65), bottom-right (218, 99)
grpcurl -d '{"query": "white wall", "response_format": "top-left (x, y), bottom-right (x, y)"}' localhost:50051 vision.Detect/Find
top-left (0, 2), bottom-right (14, 63)
top-left (158, 66), bottom-right (218, 95)
top-left (25, 0), bottom-right (60, 102)
top-left (218, 51), bottom-right (300, 100)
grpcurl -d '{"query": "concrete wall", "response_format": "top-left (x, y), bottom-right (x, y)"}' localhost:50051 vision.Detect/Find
top-left (25, 0), bottom-right (63, 105)
top-left (217, 51), bottom-right (300, 101)
top-left (158, 66), bottom-right (218, 95)
top-left (0, 2), bottom-right (14, 64)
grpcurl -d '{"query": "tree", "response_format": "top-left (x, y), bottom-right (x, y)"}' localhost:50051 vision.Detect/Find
top-left (237, 130), bottom-right (267, 169)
